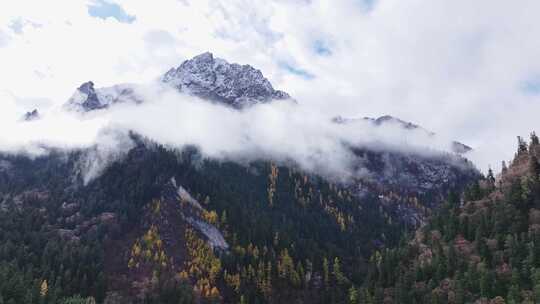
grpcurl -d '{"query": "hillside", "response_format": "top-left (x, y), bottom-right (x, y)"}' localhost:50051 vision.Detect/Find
top-left (361, 133), bottom-right (540, 303)
top-left (0, 135), bottom-right (478, 304)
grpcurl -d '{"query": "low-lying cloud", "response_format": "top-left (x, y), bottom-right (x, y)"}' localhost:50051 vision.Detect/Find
top-left (0, 83), bottom-right (473, 183)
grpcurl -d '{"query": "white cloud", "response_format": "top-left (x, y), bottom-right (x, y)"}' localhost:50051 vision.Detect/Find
top-left (0, 83), bottom-right (467, 184)
top-left (0, 0), bottom-right (539, 172)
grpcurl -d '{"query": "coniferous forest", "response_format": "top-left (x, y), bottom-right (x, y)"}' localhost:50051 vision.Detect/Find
top-left (361, 133), bottom-right (540, 303)
top-left (0, 133), bottom-right (479, 304)
top-left (1, 132), bottom-right (537, 303)
top-left (2, 0), bottom-right (539, 302)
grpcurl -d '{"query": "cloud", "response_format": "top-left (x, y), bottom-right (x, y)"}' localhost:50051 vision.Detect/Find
top-left (112, 89), bottom-right (348, 170)
top-left (0, 81), bottom-right (471, 184)
top-left (0, 30), bottom-right (10, 47)
top-left (0, 0), bottom-right (539, 173)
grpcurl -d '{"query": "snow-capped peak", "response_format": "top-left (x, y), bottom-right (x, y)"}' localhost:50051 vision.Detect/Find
top-left (64, 81), bottom-right (139, 113)
top-left (162, 52), bottom-right (290, 108)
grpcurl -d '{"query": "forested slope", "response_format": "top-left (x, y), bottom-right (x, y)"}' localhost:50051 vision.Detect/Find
top-left (361, 133), bottom-right (540, 304)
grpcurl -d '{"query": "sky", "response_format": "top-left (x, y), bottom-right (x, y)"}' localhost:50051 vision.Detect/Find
top-left (0, 0), bottom-right (539, 172)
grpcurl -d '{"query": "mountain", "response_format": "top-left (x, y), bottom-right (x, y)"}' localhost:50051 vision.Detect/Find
top-left (361, 133), bottom-right (540, 304)
top-left (162, 52), bottom-right (290, 108)
top-left (332, 114), bottom-right (478, 226)
top-left (0, 53), bottom-right (481, 303)
top-left (22, 109), bottom-right (40, 121)
top-left (65, 52), bottom-right (290, 112)
top-left (65, 81), bottom-right (140, 112)
top-left (60, 54), bottom-right (478, 225)
top-left (334, 115), bottom-right (473, 154)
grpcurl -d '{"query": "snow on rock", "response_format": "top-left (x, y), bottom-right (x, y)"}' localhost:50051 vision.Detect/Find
top-left (162, 52), bottom-right (290, 108)
top-left (64, 81), bottom-right (140, 112)
top-left (61, 52), bottom-right (290, 113)
top-left (22, 109), bottom-right (40, 121)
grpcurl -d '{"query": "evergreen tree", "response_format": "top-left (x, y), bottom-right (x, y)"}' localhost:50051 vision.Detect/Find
top-left (518, 136), bottom-right (528, 154)
top-left (323, 258), bottom-right (330, 288)
top-left (348, 286), bottom-right (358, 304)
top-left (333, 257), bottom-right (347, 286)
top-left (531, 132), bottom-right (539, 147)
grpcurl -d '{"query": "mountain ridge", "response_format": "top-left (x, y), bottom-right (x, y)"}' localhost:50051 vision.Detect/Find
top-left (64, 52), bottom-right (291, 112)
top-left (162, 52), bottom-right (290, 108)
top-left (334, 114), bottom-right (473, 154)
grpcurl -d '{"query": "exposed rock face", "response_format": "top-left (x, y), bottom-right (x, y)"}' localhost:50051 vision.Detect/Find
top-left (67, 81), bottom-right (105, 111)
top-left (333, 114), bottom-right (478, 226)
top-left (65, 81), bottom-right (139, 112)
top-left (369, 115), bottom-right (433, 133)
top-left (451, 141), bottom-right (473, 154)
top-left (349, 147), bottom-right (479, 226)
top-left (162, 52), bottom-right (290, 108)
top-left (23, 109), bottom-right (40, 121)
top-left (63, 52), bottom-right (289, 112)
top-left (166, 177), bottom-right (228, 251)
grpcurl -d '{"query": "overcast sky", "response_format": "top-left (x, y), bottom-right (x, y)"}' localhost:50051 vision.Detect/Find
top-left (0, 0), bottom-right (539, 172)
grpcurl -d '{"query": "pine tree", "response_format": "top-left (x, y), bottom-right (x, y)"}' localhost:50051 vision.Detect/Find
top-left (238, 295), bottom-right (246, 304)
top-left (502, 160), bottom-right (508, 176)
top-left (518, 136), bottom-right (528, 154)
top-left (348, 286), bottom-right (358, 304)
top-left (533, 268), bottom-right (540, 302)
top-left (507, 269), bottom-right (521, 304)
top-left (333, 257), bottom-right (347, 286)
top-left (479, 268), bottom-right (490, 298)
top-left (530, 155), bottom-right (540, 179)
top-left (323, 257), bottom-right (330, 287)
top-left (531, 132), bottom-right (539, 147)
top-left (455, 277), bottom-right (465, 304)
top-left (373, 287), bottom-right (384, 304)
top-left (487, 167), bottom-right (496, 189)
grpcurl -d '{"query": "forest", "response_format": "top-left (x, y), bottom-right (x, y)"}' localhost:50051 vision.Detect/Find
top-left (361, 133), bottom-right (540, 303)
top-left (0, 135), bottom-right (481, 303)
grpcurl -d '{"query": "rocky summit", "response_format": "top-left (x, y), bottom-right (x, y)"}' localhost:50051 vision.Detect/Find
top-left (65, 81), bottom-right (139, 113)
top-left (162, 52), bottom-right (290, 108)
top-left (64, 52), bottom-right (290, 112)
top-left (22, 109), bottom-right (40, 121)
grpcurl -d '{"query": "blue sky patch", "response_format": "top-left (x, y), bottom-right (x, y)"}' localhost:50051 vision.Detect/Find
top-left (279, 62), bottom-right (315, 79)
top-left (360, 0), bottom-right (376, 12)
top-left (88, 0), bottom-right (136, 24)
top-left (521, 76), bottom-right (540, 95)
top-left (313, 40), bottom-right (332, 56)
